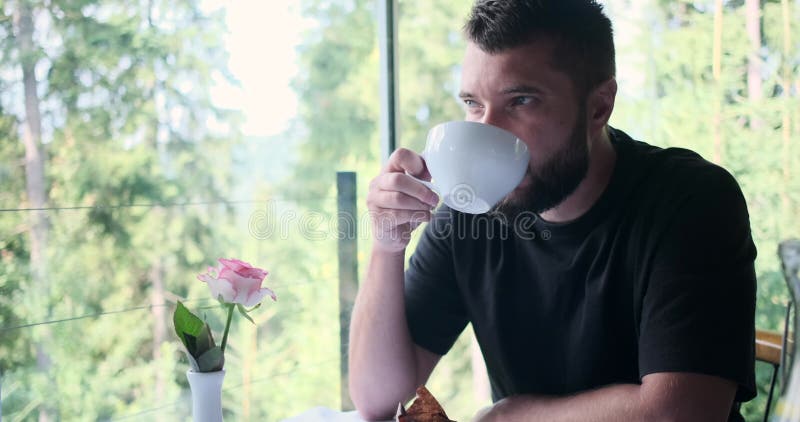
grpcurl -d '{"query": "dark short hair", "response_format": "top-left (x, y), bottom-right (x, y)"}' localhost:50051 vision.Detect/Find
top-left (464, 0), bottom-right (616, 97)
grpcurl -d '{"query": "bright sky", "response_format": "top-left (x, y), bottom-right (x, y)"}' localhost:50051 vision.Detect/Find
top-left (204, 0), bottom-right (309, 137)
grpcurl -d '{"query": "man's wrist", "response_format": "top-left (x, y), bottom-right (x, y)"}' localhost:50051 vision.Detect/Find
top-left (371, 241), bottom-right (408, 259)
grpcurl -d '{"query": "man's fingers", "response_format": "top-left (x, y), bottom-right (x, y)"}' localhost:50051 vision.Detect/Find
top-left (370, 208), bottom-right (432, 228)
top-left (385, 148), bottom-right (429, 178)
top-left (369, 190), bottom-right (435, 211)
top-left (375, 173), bottom-right (439, 207)
top-left (366, 154), bottom-right (438, 239)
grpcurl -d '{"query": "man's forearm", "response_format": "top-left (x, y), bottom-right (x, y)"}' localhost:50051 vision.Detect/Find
top-left (478, 372), bottom-right (735, 422)
top-left (348, 247), bottom-right (418, 418)
top-left (478, 384), bottom-right (643, 422)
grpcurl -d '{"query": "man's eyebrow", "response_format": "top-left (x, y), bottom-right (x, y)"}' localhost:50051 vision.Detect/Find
top-left (500, 85), bottom-right (544, 95)
top-left (458, 85), bottom-right (544, 99)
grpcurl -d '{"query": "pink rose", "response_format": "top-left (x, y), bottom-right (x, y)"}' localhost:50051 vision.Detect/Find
top-left (197, 258), bottom-right (276, 307)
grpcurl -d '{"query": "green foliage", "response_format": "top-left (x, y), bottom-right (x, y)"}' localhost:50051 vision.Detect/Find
top-left (609, 1), bottom-right (800, 419)
top-left (1, 0), bottom-right (240, 419)
top-left (396, 0), bottom-right (471, 152)
top-left (285, 0), bottom-right (380, 207)
top-left (173, 301), bottom-right (223, 372)
top-left (0, 0), bottom-right (798, 420)
top-left (290, 0), bottom-right (800, 420)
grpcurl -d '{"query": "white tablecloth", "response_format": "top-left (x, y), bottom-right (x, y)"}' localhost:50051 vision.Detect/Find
top-left (282, 407), bottom-right (392, 422)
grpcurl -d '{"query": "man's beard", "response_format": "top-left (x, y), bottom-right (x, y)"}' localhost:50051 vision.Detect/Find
top-left (490, 111), bottom-right (590, 220)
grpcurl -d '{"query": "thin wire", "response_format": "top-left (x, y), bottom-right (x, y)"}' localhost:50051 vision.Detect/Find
top-left (108, 356), bottom-right (342, 421)
top-left (107, 399), bottom-right (186, 421)
top-left (0, 279), bottom-right (340, 333)
top-left (0, 200), bottom-right (256, 212)
top-left (0, 196), bottom-right (340, 213)
top-left (223, 357), bottom-right (341, 390)
top-left (0, 298), bottom-right (213, 333)
top-left (269, 278), bottom-right (334, 290)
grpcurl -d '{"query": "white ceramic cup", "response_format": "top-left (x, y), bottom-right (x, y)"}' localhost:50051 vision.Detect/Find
top-left (415, 121), bottom-right (530, 214)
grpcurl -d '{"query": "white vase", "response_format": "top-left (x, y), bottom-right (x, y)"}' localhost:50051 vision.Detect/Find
top-left (186, 369), bottom-right (225, 422)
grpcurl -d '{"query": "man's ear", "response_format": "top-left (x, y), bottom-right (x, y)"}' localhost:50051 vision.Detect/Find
top-left (588, 78), bottom-right (617, 135)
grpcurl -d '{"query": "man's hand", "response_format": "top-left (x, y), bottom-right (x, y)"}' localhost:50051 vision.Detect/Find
top-left (350, 148), bottom-right (442, 420)
top-left (367, 148), bottom-right (439, 253)
top-left (472, 406), bottom-right (493, 422)
top-left (471, 372), bottom-right (736, 422)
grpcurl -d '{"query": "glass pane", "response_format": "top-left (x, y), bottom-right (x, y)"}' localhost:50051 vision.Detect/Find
top-left (394, 1), bottom-right (800, 421)
top-left (0, 0), bottom-right (379, 419)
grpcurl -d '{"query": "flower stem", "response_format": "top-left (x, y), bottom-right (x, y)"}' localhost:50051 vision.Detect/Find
top-left (220, 303), bottom-right (235, 353)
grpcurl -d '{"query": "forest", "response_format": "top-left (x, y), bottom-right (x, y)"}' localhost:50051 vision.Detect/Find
top-left (0, 0), bottom-right (798, 420)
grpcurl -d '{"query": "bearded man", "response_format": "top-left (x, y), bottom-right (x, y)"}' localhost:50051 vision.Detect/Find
top-left (348, 1), bottom-right (757, 421)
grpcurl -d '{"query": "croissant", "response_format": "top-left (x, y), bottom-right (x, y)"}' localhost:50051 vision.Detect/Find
top-left (395, 386), bottom-right (455, 422)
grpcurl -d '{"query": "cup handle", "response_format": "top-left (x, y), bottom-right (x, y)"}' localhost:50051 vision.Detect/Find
top-left (407, 174), bottom-right (438, 194)
top-left (407, 152), bottom-right (439, 194)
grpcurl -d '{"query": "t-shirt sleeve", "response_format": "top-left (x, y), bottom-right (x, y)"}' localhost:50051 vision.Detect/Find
top-left (404, 208), bottom-right (469, 356)
top-left (638, 168), bottom-right (757, 401)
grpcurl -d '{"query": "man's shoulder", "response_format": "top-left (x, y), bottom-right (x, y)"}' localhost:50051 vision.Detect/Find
top-left (613, 128), bottom-right (742, 197)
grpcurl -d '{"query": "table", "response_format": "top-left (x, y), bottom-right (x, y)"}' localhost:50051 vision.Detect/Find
top-left (282, 407), bottom-right (393, 422)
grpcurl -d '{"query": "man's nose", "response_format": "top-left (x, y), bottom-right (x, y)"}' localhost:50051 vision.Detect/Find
top-left (479, 106), bottom-right (504, 128)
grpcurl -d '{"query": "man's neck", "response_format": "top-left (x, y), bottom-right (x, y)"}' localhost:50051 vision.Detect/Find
top-left (539, 128), bottom-right (617, 224)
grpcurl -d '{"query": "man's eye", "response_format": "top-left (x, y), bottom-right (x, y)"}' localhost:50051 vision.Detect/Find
top-left (464, 99), bottom-right (481, 108)
top-left (511, 96), bottom-right (534, 106)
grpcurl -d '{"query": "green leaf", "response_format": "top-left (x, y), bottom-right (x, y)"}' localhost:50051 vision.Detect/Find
top-left (173, 301), bottom-right (205, 354)
top-left (237, 303), bottom-right (255, 325)
top-left (195, 322), bottom-right (216, 355)
top-left (183, 349), bottom-right (200, 372)
top-left (184, 333), bottom-right (198, 356)
top-left (196, 346), bottom-right (225, 372)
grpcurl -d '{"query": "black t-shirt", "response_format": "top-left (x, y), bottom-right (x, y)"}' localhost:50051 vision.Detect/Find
top-left (404, 128), bottom-right (757, 411)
